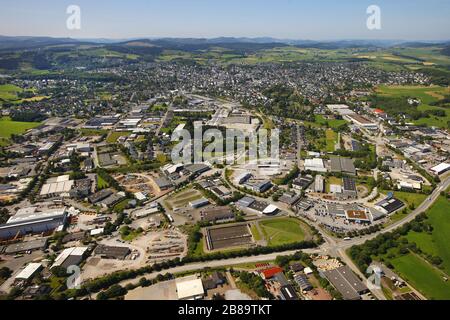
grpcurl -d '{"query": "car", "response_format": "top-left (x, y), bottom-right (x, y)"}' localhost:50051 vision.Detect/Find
top-left (344, 237), bottom-right (352, 241)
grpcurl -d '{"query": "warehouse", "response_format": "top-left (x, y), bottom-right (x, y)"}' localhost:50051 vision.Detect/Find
top-left (94, 245), bottom-right (131, 260)
top-left (315, 175), bottom-right (325, 193)
top-left (201, 207), bottom-right (235, 223)
top-left (88, 189), bottom-right (113, 204)
top-left (330, 157), bottom-right (356, 176)
top-left (304, 158), bottom-right (327, 173)
top-left (342, 177), bottom-right (358, 198)
top-left (52, 247), bottom-right (88, 269)
top-left (40, 175), bottom-right (75, 198)
top-left (176, 275), bottom-right (205, 300)
top-left (189, 198), bottom-right (210, 208)
top-left (205, 223), bottom-right (253, 250)
top-left (322, 266), bottom-right (368, 300)
top-left (430, 162), bottom-right (450, 175)
top-left (3, 238), bottom-right (48, 254)
top-left (0, 207), bottom-right (68, 240)
top-left (280, 285), bottom-right (299, 300)
top-left (15, 263), bottom-right (43, 283)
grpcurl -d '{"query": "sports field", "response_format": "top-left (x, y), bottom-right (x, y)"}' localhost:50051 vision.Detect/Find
top-left (259, 217), bottom-right (308, 247)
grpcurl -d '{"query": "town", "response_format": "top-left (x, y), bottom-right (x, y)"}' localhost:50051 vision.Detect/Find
top-left (0, 34), bottom-right (449, 302)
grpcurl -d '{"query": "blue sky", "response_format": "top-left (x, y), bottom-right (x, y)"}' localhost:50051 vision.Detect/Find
top-left (0, 0), bottom-right (449, 40)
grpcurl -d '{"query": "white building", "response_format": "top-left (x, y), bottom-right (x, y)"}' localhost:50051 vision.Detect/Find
top-left (176, 275), bottom-right (205, 300)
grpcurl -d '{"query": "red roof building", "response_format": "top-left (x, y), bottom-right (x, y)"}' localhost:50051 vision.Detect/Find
top-left (373, 108), bottom-right (385, 114)
top-left (261, 267), bottom-right (283, 279)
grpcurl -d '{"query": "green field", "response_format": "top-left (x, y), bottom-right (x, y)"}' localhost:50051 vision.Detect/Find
top-left (0, 116), bottom-right (41, 146)
top-left (325, 129), bottom-right (339, 152)
top-left (375, 85), bottom-right (450, 128)
top-left (390, 253), bottom-right (450, 300)
top-left (259, 217), bottom-right (308, 247)
top-left (97, 175), bottom-right (109, 190)
top-left (383, 190), bottom-right (427, 225)
top-left (0, 84), bottom-right (23, 102)
top-left (405, 196), bottom-right (450, 275)
top-left (315, 115), bottom-right (347, 129)
top-left (250, 224), bottom-right (262, 241)
top-left (106, 131), bottom-right (132, 143)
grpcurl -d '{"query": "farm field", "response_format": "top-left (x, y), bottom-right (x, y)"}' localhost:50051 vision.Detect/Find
top-left (0, 84), bottom-right (23, 102)
top-left (0, 116), bottom-right (41, 146)
top-left (390, 253), bottom-right (450, 300)
top-left (259, 217), bottom-right (308, 247)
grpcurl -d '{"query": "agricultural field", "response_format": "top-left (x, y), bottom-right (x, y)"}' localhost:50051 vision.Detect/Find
top-left (0, 116), bottom-right (41, 146)
top-left (0, 84), bottom-right (23, 102)
top-left (258, 217), bottom-right (309, 247)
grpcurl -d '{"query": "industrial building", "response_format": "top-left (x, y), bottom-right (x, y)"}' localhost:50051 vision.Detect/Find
top-left (304, 158), bottom-right (327, 173)
top-left (15, 263), bottom-right (43, 283)
top-left (40, 175), bottom-right (75, 198)
top-left (322, 266), bottom-right (368, 300)
top-left (314, 175), bottom-right (325, 193)
top-left (201, 207), bottom-right (235, 223)
top-left (375, 197), bottom-right (405, 215)
top-left (0, 207), bottom-right (68, 240)
top-left (52, 247), bottom-right (88, 269)
top-left (94, 245), bottom-right (131, 260)
top-left (189, 198), bottom-right (210, 208)
top-left (176, 276), bottom-right (205, 300)
top-left (330, 157), bottom-right (356, 176)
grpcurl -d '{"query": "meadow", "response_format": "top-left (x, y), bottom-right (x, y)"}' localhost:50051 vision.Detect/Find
top-left (0, 116), bottom-right (41, 146)
top-left (259, 217), bottom-right (309, 247)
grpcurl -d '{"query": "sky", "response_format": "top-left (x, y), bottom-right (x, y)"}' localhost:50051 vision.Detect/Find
top-left (0, 0), bottom-right (449, 41)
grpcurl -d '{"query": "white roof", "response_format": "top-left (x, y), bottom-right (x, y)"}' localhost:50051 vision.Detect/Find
top-left (431, 163), bottom-right (450, 174)
top-left (330, 185), bottom-right (343, 193)
top-left (176, 277), bottom-right (204, 300)
top-left (304, 267), bottom-right (313, 275)
top-left (134, 192), bottom-right (147, 201)
top-left (52, 247), bottom-right (88, 268)
top-left (305, 158), bottom-right (325, 168)
top-left (15, 263), bottom-right (42, 280)
top-left (263, 204), bottom-right (279, 214)
top-left (8, 207), bottom-right (67, 224)
top-left (90, 228), bottom-right (104, 236)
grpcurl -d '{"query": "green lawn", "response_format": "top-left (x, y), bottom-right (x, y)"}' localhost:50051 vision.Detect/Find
top-left (390, 253), bottom-right (450, 300)
top-left (250, 224), bottom-right (262, 241)
top-left (315, 115), bottom-right (347, 129)
top-left (325, 129), bottom-right (339, 152)
top-left (0, 116), bottom-right (41, 146)
top-left (383, 190), bottom-right (427, 226)
top-left (259, 217), bottom-right (307, 247)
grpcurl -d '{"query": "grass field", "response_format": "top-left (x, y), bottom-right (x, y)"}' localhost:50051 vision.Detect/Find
top-left (259, 217), bottom-right (308, 247)
top-left (405, 196), bottom-right (450, 275)
top-left (0, 116), bottom-right (41, 146)
top-left (106, 131), bottom-right (132, 143)
top-left (390, 253), bottom-right (450, 300)
top-left (250, 224), bottom-right (262, 241)
top-left (325, 129), bottom-right (339, 152)
top-left (315, 115), bottom-right (347, 129)
top-left (383, 190), bottom-right (427, 226)
top-left (0, 84), bottom-right (23, 102)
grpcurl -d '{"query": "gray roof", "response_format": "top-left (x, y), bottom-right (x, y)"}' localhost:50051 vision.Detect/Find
top-left (322, 266), bottom-right (368, 300)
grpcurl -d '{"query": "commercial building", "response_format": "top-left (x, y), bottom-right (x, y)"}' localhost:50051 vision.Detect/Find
top-left (314, 175), bottom-right (325, 193)
top-left (292, 175), bottom-right (314, 191)
top-left (52, 247), bottom-right (88, 269)
top-left (15, 263), bottom-right (43, 283)
top-left (280, 285), bottom-right (299, 300)
top-left (40, 175), bottom-right (75, 198)
top-left (0, 207), bottom-right (68, 240)
top-left (430, 162), bottom-right (450, 175)
top-left (345, 114), bottom-right (378, 130)
top-left (322, 266), bottom-right (368, 300)
top-left (375, 197), bottom-right (405, 215)
top-left (94, 245), bottom-right (131, 260)
top-left (235, 172), bottom-right (252, 185)
top-left (330, 157), bottom-right (356, 176)
top-left (304, 158), bottom-right (327, 173)
top-left (189, 198), bottom-right (210, 208)
top-left (201, 207), bottom-right (235, 223)
top-left (176, 276), bottom-right (205, 300)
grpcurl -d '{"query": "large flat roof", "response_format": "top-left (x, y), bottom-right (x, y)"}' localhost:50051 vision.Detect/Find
top-left (176, 276), bottom-right (204, 300)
